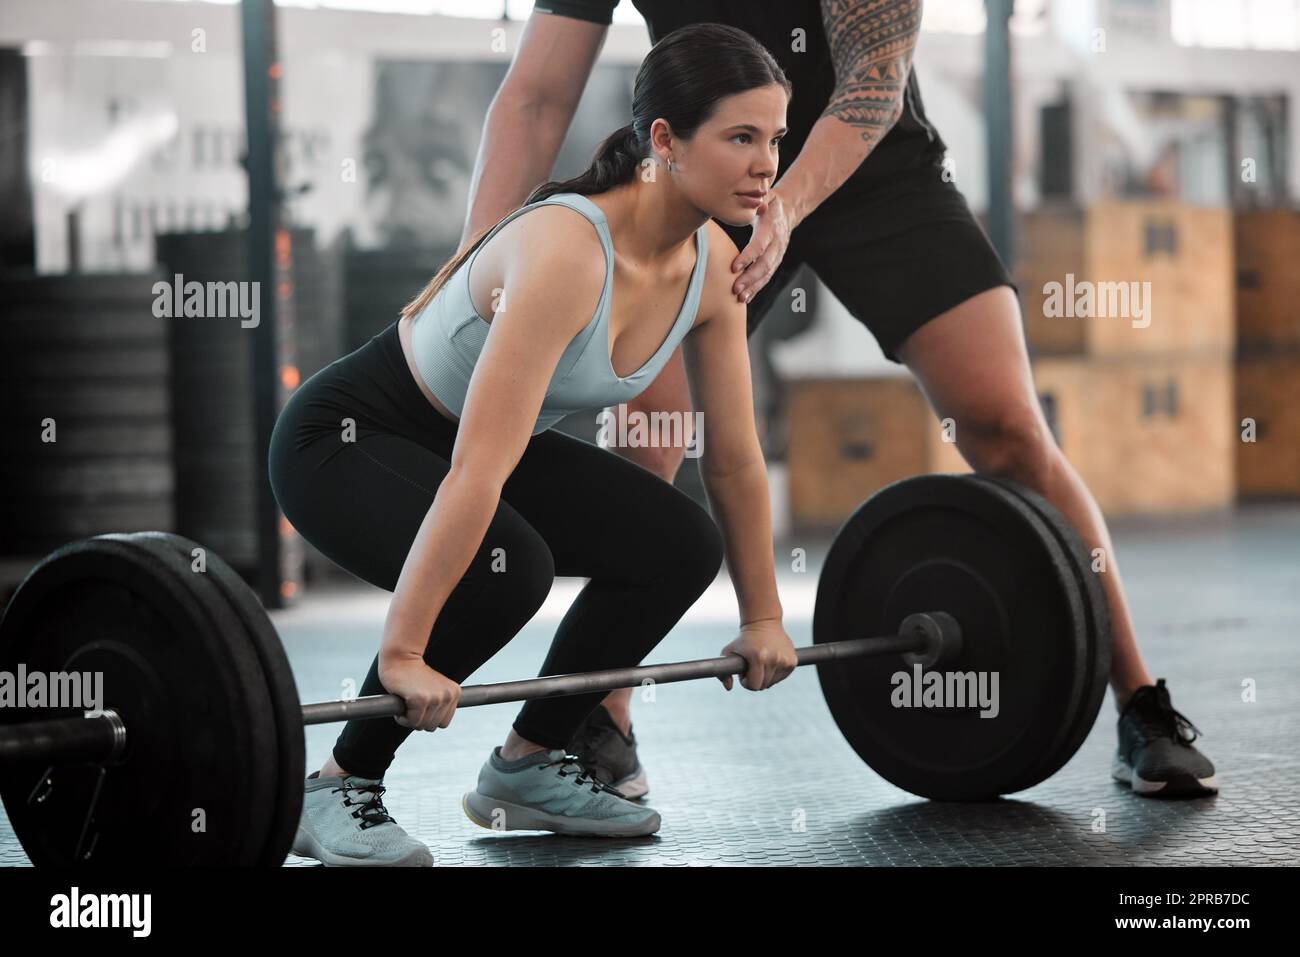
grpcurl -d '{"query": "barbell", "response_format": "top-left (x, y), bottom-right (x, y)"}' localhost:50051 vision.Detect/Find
top-left (1, 616), bottom-right (960, 763)
top-left (0, 474), bottom-right (1110, 867)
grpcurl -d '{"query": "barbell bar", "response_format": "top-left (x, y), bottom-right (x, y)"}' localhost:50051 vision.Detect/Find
top-left (0, 613), bottom-right (960, 763)
top-left (304, 613), bottom-right (960, 720)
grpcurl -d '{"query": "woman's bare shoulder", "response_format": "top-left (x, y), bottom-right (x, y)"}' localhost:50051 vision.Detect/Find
top-left (485, 204), bottom-right (603, 292)
top-left (694, 219), bottom-right (746, 327)
top-left (703, 218), bottom-right (741, 278)
top-left (482, 205), bottom-right (607, 338)
top-left (496, 203), bottom-right (607, 269)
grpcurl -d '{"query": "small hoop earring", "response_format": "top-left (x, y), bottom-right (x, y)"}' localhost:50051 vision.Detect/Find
top-left (667, 158), bottom-right (678, 173)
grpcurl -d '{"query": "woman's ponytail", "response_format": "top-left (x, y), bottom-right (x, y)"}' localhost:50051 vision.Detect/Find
top-left (524, 123), bottom-right (645, 206)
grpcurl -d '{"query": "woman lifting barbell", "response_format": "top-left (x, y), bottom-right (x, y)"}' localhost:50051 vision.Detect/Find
top-left (267, 24), bottom-right (800, 866)
top-left (491, 1), bottom-right (1219, 808)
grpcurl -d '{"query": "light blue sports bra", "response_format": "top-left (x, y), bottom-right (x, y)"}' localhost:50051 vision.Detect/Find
top-left (409, 192), bottom-right (710, 435)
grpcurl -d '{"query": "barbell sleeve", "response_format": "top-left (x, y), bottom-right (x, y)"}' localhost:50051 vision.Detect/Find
top-left (0, 708), bottom-right (126, 766)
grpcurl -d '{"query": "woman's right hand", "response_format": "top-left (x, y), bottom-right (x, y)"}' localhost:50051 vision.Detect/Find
top-left (378, 655), bottom-right (461, 732)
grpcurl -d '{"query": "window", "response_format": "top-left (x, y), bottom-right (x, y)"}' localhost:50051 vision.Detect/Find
top-left (132, 0), bottom-right (646, 21)
top-left (918, 0), bottom-right (1049, 36)
top-left (1171, 0), bottom-right (1300, 50)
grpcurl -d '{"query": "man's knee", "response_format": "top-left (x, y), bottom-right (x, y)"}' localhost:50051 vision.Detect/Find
top-left (955, 407), bottom-right (1059, 491)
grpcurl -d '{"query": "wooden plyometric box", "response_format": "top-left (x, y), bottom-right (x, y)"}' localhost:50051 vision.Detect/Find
top-left (1033, 355), bottom-right (1234, 515)
top-left (1019, 202), bottom-right (1234, 356)
top-left (1236, 353), bottom-right (1300, 498)
top-left (1234, 209), bottom-right (1300, 351)
top-left (787, 377), bottom-right (969, 529)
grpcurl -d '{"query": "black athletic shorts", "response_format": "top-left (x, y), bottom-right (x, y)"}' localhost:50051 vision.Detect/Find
top-left (718, 166), bottom-right (1016, 363)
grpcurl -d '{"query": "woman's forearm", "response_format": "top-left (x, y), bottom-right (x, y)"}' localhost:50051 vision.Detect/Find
top-left (701, 460), bottom-right (784, 626)
top-left (380, 469), bottom-right (502, 663)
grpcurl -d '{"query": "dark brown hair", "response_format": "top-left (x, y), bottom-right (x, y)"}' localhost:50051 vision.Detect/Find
top-left (400, 23), bottom-right (790, 321)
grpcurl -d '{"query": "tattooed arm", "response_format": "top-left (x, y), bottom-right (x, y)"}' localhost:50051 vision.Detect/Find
top-left (775, 0), bottom-right (922, 227)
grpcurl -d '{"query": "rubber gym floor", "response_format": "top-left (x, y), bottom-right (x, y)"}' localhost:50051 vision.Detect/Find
top-left (3, 504), bottom-right (1297, 867)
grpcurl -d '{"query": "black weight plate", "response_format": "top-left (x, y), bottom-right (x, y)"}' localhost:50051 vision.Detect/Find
top-left (0, 535), bottom-right (271, 865)
top-left (973, 477), bottom-right (1112, 790)
top-left (140, 532), bottom-right (305, 866)
top-left (953, 479), bottom-right (1089, 791)
top-left (117, 533), bottom-right (278, 866)
top-left (813, 474), bottom-right (1088, 801)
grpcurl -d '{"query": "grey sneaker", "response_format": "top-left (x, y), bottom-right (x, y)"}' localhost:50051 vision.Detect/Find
top-left (462, 748), bottom-right (661, 837)
top-left (292, 771), bottom-right (434, 866)
top-left (566, 704), bottom-right (649, 799)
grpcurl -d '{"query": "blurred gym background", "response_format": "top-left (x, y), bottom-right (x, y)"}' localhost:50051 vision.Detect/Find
top-left (0, 0), bottom-right (1296, 610)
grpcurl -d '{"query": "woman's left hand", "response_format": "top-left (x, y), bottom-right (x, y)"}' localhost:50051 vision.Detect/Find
top-left (732, 189), bottom-right (796, 305)
top-left (718, 619), bottom-right (800, 692)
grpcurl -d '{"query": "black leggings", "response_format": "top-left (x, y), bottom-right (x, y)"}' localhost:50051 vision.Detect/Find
top-left (267, 322), bottom-right (724, 780)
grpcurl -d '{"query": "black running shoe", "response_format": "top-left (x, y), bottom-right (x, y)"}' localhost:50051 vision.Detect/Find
top-left (566, 705), bottom-right (648, 799)
top-left (1113, 679), bottom-right (1218, 797)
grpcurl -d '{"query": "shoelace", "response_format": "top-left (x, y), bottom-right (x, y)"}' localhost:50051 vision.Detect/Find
top-left (332, 780), bottom-right (396, 830)
top-left (538, 752), bottom-right (624, 797)
top-left (1133, 684), bottom-right (1202, 746)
